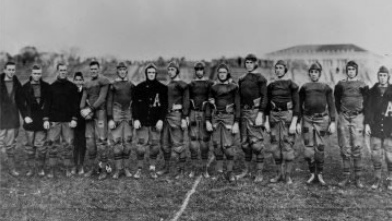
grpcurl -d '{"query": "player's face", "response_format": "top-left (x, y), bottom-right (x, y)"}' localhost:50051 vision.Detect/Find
top-left (195, 68), bottom-right (204, 79)
top-left (31, 69), bottom-right (42, 82)
top-left (309, 70), bottom-right (320, 82)
top-left (57, 65), bottom-right (68, 79)
top-left (245, 60), bottom-right (255, 72)
top-left (4, 64), bottom-right (16, 79)
top-left (275, 65), bottom-right (286, 78)
top-left (346, 66), bottom-right (357, 79)
top-left (146, 68), bottom-right (156, 81)
top-left (74, 76), bottom-right (84, 87)
top-left (218, 68), bottom-right (228, 82)
top-left (90, 64), bottom-right (100, 78)
top-left (168, 67), bottom-right (178, 79)
top-left (378, 72), bottom-right (389, 85)
top-left (117, 67), bottom-right (128, 79)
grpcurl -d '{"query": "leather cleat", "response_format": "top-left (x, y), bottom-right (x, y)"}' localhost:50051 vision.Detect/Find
top-left (65, 169), bottom-right (72, 177)
top-left (9, 169), bottom-right (20, 177)
top-left (286, 176), bottom-right (293, 185)
top-left (112, 170), bottom-right (120, 180)
top-left (338, 176), bottom-right (350, 187)
top-left (124, 168), bottom-right (133, 178)
top-left (156, 167), bottom-right (170, 176)
top-left (26, 169), bottom-right (34, 177)
top-left (355, 179), bottom-right (364, 189)
top-left (226, 171), bottom-right (236, 182)
top-left (202, 170), bottom-right (210, 179)
top-left (98, 171), bottom-right (107, 180)
top-left (236, 169), bottom-right (250, 180)
top-left (47, 169), bottom-right (55, 179)
top-left (306, 173), bottom-right (316, 184)
top-left (189, 170), bottom-right (195, 179)
top-left (387, 179), bottom-right (392, 191)
top-left (78, 167), bottom-right (85, 175)
top-left (71, 167), bottom-right (77, 175)
top-left (149, 168), bottom-right (158, 179)
top-left (134, 169), bottom-right (142, 179)
top-left (270, 174), bottom-right (283, 183)
top-left (253, 170), bottom-right (264, 183)
top-left (174, 169), bottom-right (185, 180)
top-left (211, 171), bottom-right (224, 181)
top-left (371, 178), bottom-right (381, 190)
top-left (317, 174), bottom-right (326, 186)
top-left (37, 169), bottom-right (45, 177)
top-left (84, 169), bottom-right (94, 178)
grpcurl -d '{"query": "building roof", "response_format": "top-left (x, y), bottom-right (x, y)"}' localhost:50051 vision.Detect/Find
top-left (267, 44), bottom-right (368, 56)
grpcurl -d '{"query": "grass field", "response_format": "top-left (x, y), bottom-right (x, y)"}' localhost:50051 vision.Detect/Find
top-left (1, 133), bottom-right (392, 221)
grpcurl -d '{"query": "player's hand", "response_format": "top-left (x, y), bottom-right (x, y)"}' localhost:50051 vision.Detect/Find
top-left (181, 119), bottom-right (187, 130)
top-left (43, 121), bottom-right (50, 130)
top-left (80, 108), bottom-right (92, 118)
top-left (108, 120), bottom-right (116, 130)
top-left (264, 121), bottom-right (271, 133)
top-left (296, 123), bottom-right (302, 134)
top-left (156, 120), bottom-right (163, 132)
top-left (134, 120), bottom-right (141, 129)
top-left (289, 122), bottom-right (296, 134)
top-left (255, 112), bottom-right (264, 126)
top-left (365, 124), bottom-right (371, 136)
top-left (24, 117), bottom-right (33, 124)
top-left (328, 122), bottom-right (336, 134)
top-left (206, 121), bottom-right (213, 132)
top-left (69, 120), bottom-right (77, 128)
top-left (232, 122), bottom-right (239, 134)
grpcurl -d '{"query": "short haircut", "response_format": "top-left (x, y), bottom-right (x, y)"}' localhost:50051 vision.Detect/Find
top-left (57, 62), bottom-right (66, 70)
top-left (32, 64), bottom-right (42, 70)
top-left (4, 61), bottom-right (16, 69)
top-left (89, 61), bottom-right (100, 68)
top-left (73, 72), bottom-right (84, 80)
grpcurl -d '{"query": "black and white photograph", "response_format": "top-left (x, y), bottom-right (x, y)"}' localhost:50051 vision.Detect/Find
top-left (1, 0), bottom-right (392, 220)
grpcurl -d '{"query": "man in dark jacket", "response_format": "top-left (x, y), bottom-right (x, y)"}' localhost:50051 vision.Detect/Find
top-left (44, 63), bottom-right (79, 178)
top-left (17, 64), bottom-right (50, 177)
top-left (365, 66), bottom-right (392, 190)
top-left (133, 63), bottom-right (168, 179)
top-left (0, 61), bottom-right (22, 177)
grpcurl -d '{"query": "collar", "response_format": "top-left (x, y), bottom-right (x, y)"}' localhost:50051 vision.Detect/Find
top-left (115, 77), bottom-right (128, 82)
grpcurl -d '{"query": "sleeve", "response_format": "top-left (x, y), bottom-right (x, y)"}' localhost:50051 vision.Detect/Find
top-left (265, 84), bottom-right (272, 116)
top-left (72, 86), bottom-right (79, 122)
top-left (298, 86), bottom-right (305, 122)
top-left (363, 85), bottom-right (372, 124)
top-left (291, 81), bottom-right (300, 116)
top-left (43, 85), bottom-right (52, 121)
top-left (106, 85), bottom-right (114, 121)
top-left (234, 85), bottom-right (241, 122)
top-left (360, 84), bottom-right (370, 120)
top-left (91, 84), bottom-right (109, 111)
top-left (16, 85), bottom-right (27, 119)
top-left (181, 83), bottom-right (190, 118)
top-left (205, 85), bottom-right (214, 121)
top-left (158, 85), bottom-right (168, 121)
top-left (334, 83), bottom-right (342, 113)
top-left (326, 85), bottom-right (336, 122)
top-left (132, 84), bottom-right (140, 121)
top-left (259, 76), bottom-right (268, 112)
top-left (80, 89), bottom-right (87, 109)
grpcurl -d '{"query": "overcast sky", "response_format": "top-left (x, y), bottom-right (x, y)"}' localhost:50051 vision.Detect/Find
top-left (1, 0), bottom-right (391, 60)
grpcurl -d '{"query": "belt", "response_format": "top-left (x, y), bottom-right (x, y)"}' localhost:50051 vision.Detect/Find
top-left (241, 104), bottom-right (258, 110)
top-left (272, 107), bottom-right (291, 112)
top-left (305, 112), bottom-right (328, 117)
top-left (343, 110), bottom-right (362, 115)
top-left (215, 110), bottom-right (232, 114)
top-left (169, 109), bottom-right (182, 113)
top-left (191, 108), bottom-right (203, 112)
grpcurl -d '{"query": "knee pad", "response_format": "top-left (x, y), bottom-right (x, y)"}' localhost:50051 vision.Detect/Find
top-left (251, 143), bottom-right (264, 155)
top-left (316, 145), bottom-right (325, 152)
top-left (149, 145), bottom-right (160, 158)
top-left (202, 137), bottom-right (210, 142)
top-left (113, 144), bottom-right (123, 155)
top-left (136, 145), bottom-right (146, 156)
top-left (190, 135), bottom-right (197, 141)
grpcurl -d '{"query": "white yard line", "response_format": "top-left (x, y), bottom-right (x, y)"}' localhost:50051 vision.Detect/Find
top-left (171, 156), bottom-right (214, 221)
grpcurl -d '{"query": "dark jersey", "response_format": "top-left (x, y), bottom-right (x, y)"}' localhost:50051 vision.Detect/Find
top-left (238, 72), bottom-right (268, 111)
top-left (132, 79), bottom-right (168, 126)
top-left (107, 80), bottom-right (135, 120)
top-left (299, 82), bottom-right (336, 121)
top-left (188, 80), bottom-right (214, 111)
top-left (266, 79), bottom-right (299, 116)
top-left (167, 80), bottom-right (189, 118)
top-left (207, 82), bottom-right (240, 122)
top-left (334, 79), bottom-right (369, 113)
top-left (82, 75), bottom-right (110, 110)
